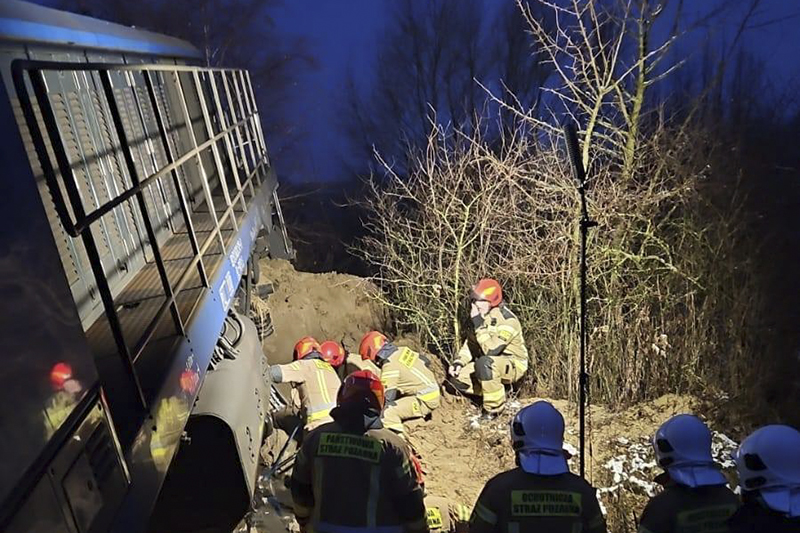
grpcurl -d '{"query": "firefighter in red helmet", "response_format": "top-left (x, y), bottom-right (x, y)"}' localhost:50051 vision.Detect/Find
top-left (449, 279), bottom-right (529, 415)
top-left (270, 336), bottom-right (341, 434)
top-left (291, 370), bottom-right (429, 533)
top-left (359, 331), bottom-right (440, 436)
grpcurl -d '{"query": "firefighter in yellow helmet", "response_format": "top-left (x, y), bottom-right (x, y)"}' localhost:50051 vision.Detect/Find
top-left (270, 336), bottom-right (341, 435)
top-left (449, 279), bottom-right (529, 414)
top-left (359, 331), bottom-right (441, 436)
top-left (291, 370), bottom-right (429, 533)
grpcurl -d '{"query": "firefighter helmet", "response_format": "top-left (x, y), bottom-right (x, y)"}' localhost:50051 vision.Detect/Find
top-left (359, 331), bottom-right (388, 361)
top-left (471, 278), bottom-right (503, 308)
top-left (293, 336), bottom-right (321, 360)
top-left (653, 414), bottom-right (726, 488)
top-left (320, 340), bottom-right (346, 367)
top-left (510, 401), bottom-right (569, 475)
top-left (337, 370), bottom-right (385, 412)
top-left (49, 362), bottom-right (73, 390)
top-left (734, 425), bottom-right (800, 517)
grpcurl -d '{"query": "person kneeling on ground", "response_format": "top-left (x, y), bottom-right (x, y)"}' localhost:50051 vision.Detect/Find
top-left (728, 424), bottom-right (800, 532)
top-left (270, 336), bottom-right (341, 436)
top-left (448, 279), bottom-right (528, 415)
top-left (291, 370), bottom-right (429, 533)
top-left (320, 340), bottom-right (347, 380)
top-left (638, 414), bottom-right (738, 533)
top-left (359, 331), bottom-right (441, 436)
top-left (345, 345), bottom-right (380, 376)
top-left (470, 401), bottom-right (606, 533)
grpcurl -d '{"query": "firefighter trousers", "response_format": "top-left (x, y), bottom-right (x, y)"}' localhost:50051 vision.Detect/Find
top-left (452, 355), bottom-right (521, 413)
top-left (383, 396), bottom-right (433, 435)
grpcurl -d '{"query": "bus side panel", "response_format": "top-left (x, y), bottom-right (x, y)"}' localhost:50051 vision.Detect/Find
top-left (0, 62), bottom-right (100, 513)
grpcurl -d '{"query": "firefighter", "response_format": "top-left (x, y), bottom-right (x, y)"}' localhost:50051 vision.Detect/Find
top-left (410, 452), bottom-right (470, 533)
top-left (291, 370), bottom-right (429, 533)
top-left (359, 331), bottom-right (441, 435)
top-left (470, 401), bottom-right (606, 533)
top-left (346, 349), bottom-right (380, 376)
top-left (728, 425), bottom-right (800, 532)
top-left (638, 414), bottom-right (739, 533)
top-left (449, 279), bottom-right (528, 415)
top-left (425, 494), bottom-right (470, 533)
top-left (320, 340), bottom-right (347, 380)
top-left (270, 336), bottom-right (341, 434)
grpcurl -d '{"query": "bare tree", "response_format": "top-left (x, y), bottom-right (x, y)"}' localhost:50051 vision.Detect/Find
top-left (342, 0), bottom-right (554, 178)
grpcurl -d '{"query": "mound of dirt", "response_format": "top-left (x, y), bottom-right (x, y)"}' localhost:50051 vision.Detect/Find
top-left (258, 259), bottom-right (387, 365)
top-left (250, 261), bottom-right (739, 533)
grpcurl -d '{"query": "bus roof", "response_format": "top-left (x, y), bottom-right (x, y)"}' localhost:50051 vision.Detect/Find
top-left (0, 0), bottom-right (202, 60)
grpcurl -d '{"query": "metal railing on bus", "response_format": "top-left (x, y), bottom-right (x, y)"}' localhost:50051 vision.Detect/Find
top-left (13, 61), bottom-right (273, 411)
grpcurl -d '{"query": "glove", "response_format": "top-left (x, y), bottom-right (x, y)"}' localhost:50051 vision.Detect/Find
top-left (448, 362), bottom-right (463, 377)
top-left (470, 301), bottom-right (481, 318)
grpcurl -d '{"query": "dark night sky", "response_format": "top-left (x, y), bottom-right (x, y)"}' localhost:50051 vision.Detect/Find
top-left (269, 0), bottom-right (800, 184)
top-left (31, 0), bottom-right (800, 183)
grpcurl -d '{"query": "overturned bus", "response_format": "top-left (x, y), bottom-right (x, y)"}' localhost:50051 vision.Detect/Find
top-left (0, 1), bottom-right (291, 531)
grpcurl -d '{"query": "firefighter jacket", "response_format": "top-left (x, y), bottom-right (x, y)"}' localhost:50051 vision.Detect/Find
top-left (470, 467), bottom-right (606, 533)
top-left (424, 495), bottom-right (470, 533)
top-left (727, 500), bottom-right (800, 533)
top-left (271, 356), bottom-right (341, 432)
top-left (455, 304), bottom-right (528, 375)
top-left (380, 346), bottom-right (441, 409)
top-left (346, 352), bottom-right (381, 376)
top-left (291, 407), bottom-right (429, 533)
top-left (638, 483), bottom-right (739, 533)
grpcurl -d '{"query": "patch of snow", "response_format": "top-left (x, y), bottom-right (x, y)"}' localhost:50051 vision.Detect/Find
top-left (596, 430), bottom-right (740, 503)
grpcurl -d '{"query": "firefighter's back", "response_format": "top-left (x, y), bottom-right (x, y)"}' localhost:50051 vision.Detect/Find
top-left (472, 467), bottom-right (605, 533)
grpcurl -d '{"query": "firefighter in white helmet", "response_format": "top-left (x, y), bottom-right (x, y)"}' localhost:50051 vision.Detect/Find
top-left (638, 414), bottom-right (738, 533)
top-left (729, 424), bottom-right (800, 532)
top-left (470, 401), bottom-right (606, 533)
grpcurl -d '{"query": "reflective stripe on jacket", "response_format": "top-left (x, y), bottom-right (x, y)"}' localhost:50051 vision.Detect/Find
top-left (291, 420), bottom-right (429, 533)
top-left (273, 358), bottom-right (341, 431)
top-left (470, 468), bottom-right (606, 533)
top-left (456, 304), bottom-right (528, 373)
top-left (637, 483), bottom-right (738, 533)
top-left (381, 347), bottom-right (440, 409)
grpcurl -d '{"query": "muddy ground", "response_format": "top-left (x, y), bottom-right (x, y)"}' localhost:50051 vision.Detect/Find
top-left (242, 260), bottom-right (739, 533)
top-left (259, 259), bottom-right (387, 366)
